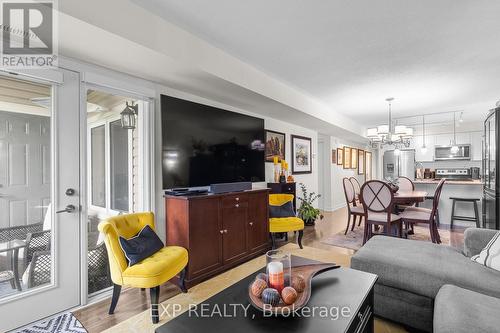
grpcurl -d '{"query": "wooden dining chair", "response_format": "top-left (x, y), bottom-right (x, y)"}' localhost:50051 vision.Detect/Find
top-left (349, 177), bottom-right (361, 202)
top-left (399, 179), bottom-right (445, 243)
top-left (360, 180), bottom-right (403, 245)
top-left (342, 178), bottom-right (364, 234)
top-left (397, 176), bottom-right (415, 191)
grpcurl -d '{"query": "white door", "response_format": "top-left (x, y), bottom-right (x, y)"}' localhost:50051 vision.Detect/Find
top-left (317, 140), bottom-right (324, 210)
top-left (0, 69), bottom-right (81, 331)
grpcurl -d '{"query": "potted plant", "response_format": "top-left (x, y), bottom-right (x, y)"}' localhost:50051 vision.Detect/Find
top-left (297, 183), bottom-right (324, 226)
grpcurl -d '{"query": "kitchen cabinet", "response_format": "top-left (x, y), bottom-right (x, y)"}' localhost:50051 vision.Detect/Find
top-left (471, 131), bottom-right (483, 161)
top-left (414, 135), bottom-right (434, 162)
top-left (165, 189), bottom-right (270, 287)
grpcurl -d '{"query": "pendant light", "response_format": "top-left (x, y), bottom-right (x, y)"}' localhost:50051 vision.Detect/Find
top-left (450, 112), bottom-right (459, 154)
top-left (120, 101), bottom-right (138, 130)
top-left (420, 115), bottom-right (427, 153)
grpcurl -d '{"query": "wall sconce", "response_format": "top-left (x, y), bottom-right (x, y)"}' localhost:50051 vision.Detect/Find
top-left (120, 101), bottom-right (138, 129)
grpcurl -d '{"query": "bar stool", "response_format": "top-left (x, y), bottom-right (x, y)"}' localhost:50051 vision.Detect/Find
top-left (449, 197), bottom-right (480, 228)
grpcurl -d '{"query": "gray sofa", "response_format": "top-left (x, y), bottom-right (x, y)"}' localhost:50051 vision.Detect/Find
top-left (351, 228), bottom-right (500, 332)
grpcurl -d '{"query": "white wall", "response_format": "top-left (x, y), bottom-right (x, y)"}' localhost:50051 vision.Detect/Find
top-left (329, 137), bottom-right (374, 211)
top-left (153, 85), bottom-right (319, 240)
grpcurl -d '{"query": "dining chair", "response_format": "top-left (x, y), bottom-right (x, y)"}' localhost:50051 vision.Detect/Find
top-left (360, 180), bottom-right (403, 245)
top-left (399, 179), bottom-right (445, 243)
top-left (397, 176), bottom-right (415, 191)
top-left (342, 178), bottom-right (364, 234)
top-left (349, 177), bottom-right (361, 202)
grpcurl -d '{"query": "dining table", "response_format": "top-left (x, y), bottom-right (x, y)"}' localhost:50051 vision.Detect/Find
top-left (0, 239), bottom-right (26, 291)
top-left (394, 190), bottom-right (428, 205)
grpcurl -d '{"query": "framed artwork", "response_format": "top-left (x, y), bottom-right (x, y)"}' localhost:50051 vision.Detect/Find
top-left (264, 130), bottom-right (286, 162)
top-left (331, 149), bottom-right (337, 164)
top-left (365, 151), bottom-right (373, 181)
top-left (291, 135), bottom-right (312, 174)
top-left (343, 147), bottom-right (351, 169)
top-left (336, 147), bottom-right (343, 165)
top-left (358, 149), bottom-right (365, 175)
top-left (351, 148), bottom-right (358, 170)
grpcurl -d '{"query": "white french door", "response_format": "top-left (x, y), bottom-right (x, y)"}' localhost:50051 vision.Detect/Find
top-left (0, 69), bottom-right (81, 331)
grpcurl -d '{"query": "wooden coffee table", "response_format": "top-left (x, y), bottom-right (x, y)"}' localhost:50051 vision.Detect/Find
top-left (155, 256), bottom-right (377, 333)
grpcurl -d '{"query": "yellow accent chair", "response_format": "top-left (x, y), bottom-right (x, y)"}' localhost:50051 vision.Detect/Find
top-left (269, 194), bottom-right (304, 249)
top-left (98, 212), bottom-right (188, 324)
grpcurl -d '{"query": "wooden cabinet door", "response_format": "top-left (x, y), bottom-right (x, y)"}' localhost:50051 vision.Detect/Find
top-left (222, 201), bottom-right (248, 264)
top-left (188, 197), bottom-right (223, 276)
top-left (247, 192), bottom-right (270, 252)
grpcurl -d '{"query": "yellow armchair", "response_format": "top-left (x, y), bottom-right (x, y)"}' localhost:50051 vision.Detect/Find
top-left (269, 194), bottom-right (304, 249)
top-left (98, 212), bottom-right (188, 324)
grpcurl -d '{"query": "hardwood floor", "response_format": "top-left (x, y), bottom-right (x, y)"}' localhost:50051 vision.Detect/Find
top-left (73, 207), bottom-right (465, 332)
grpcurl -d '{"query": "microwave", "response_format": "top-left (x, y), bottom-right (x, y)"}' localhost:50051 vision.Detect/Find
top-left (434, 144), bottom-right (471, 160)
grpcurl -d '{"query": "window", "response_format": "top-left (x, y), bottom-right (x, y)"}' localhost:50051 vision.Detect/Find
top-left (91, 125), bottom-right (106, 207)
top-left (89, 119), bottom-right (132, 214)
top-left (110, 120), bottom-right (130, 211)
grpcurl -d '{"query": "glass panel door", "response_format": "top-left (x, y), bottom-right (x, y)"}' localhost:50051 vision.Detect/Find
top-left (0, 70), bottom-right (81, 331)
top-left (86, 88), bottom-right (142, 296)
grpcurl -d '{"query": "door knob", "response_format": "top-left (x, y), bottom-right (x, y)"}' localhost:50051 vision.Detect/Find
top-left (219, 230), bottom-right (224, 234)
top-left (249, 222), bottom-right (254, 226)
top-left (56, 204), bottom-right (76, 213)
top-left (223, 229), bottom-right (228, 233)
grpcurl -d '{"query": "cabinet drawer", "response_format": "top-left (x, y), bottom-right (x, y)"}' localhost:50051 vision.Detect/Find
top-left (222, 194), bottom-right (248, 208)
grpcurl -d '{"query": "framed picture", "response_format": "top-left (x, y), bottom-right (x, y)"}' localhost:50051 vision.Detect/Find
top-left (331, 149), bottom-right (337, 164)
top-left (365, 151), bottom-right (373, 181)
top-left (264, 130), bottom-right (286, 162)
top-left (343, 147), bottom-right (351, 169)
top-left (336, 147), bottom-right (343, 165)
top-left (351, 148), bottom-right (358, 170)
top-left (358, 149), bottom-right (365, 175)
top-left (291, 135), bottom-right (312, 174)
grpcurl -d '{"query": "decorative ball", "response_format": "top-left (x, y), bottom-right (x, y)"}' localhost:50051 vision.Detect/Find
top-left (281, 286), bottom-right (298, 305)
top-left (251, 278), bottom-right (267, 297)
top-left (256, 272), bottom-right (268, 283)
top-left (291, 275), bottom-right (306, 293)
top-left (261, 288), bottom-right (281, 306)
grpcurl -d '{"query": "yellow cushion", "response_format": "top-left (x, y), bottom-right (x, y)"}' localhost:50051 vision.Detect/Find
top-left (122, 246), bottom-right (188, 289)
top-left (269, 217), bottom-right (304, 233)
top-left (269, 194), bottom-right (294, 206)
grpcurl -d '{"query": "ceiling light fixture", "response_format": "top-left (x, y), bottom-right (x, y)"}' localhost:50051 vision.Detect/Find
top-left (366, 97), bottom-right (413, 149)
top-left (450, 112), bottom-right (459, 154)
top-left (421, 115), bottom-right (427, 154)
top-left (120, 101), bottom-right (138, 130)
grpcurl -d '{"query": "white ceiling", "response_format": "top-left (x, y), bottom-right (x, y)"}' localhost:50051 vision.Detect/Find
top-left (132, 0), bottom-right (500, 126)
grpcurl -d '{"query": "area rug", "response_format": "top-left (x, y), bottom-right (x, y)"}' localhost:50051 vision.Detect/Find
top-left (321, 225), bottom-right (458, 251)
top-left (14, 312), bottom-right (87, 333)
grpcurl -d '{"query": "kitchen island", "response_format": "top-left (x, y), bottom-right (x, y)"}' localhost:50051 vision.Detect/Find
top-left (414, 180), bottom-right (483, 227)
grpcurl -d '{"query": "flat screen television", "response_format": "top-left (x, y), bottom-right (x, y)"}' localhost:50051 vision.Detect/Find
top-left (161, 95), bottom-right (265, 189)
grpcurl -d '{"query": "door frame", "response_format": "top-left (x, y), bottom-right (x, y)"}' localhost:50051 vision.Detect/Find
top-left (0, 68), bottom-right (82, 331)
top-left (78, 79), bottom-right (155, 303)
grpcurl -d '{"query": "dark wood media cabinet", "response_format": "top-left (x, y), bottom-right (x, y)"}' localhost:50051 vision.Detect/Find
top-left (165, 189), bottom-right (271, 288)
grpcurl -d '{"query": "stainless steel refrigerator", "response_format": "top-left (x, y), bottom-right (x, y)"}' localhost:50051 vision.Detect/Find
top-left (383, 149), bottom-right (416, 181)
top-left (483, 107), bottom-right (499, 230)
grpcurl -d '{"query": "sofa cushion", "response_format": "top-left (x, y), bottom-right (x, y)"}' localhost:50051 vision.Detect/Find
top-left (471, 231), bottom-right (500, 272)
top-left (351, 236), bottom-right (500, 299)
top-left (434, 284), bottom-right (500, 333)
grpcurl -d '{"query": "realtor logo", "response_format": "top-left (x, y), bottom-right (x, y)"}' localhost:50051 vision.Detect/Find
top-left (0, 0), bottom-right (57, 68)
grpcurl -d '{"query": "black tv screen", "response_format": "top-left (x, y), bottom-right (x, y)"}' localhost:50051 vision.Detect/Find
top-left (161, 95), bottom-right (265, 189)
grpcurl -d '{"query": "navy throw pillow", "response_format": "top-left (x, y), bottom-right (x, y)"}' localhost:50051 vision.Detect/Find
top-left (269, 201), bottom-right (295, 218)
top-left (119, 225), bottom-right (164, 266)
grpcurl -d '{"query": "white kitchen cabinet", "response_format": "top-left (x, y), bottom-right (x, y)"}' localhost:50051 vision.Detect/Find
top-left (414, 135), bottom-right (434, 162)
top-left (434, 132), bottom-right (470, 146)
top-left (471, 131), bottom-right (483, 161)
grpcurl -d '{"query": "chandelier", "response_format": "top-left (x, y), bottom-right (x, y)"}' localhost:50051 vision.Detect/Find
top-left (366, 97), bottom-right (413, 149)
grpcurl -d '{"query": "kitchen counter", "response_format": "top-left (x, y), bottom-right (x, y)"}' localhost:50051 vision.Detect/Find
top-left (414, 180), bottom-right (483, 227)
top-left (413, 179), bottom-right (483, 185)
